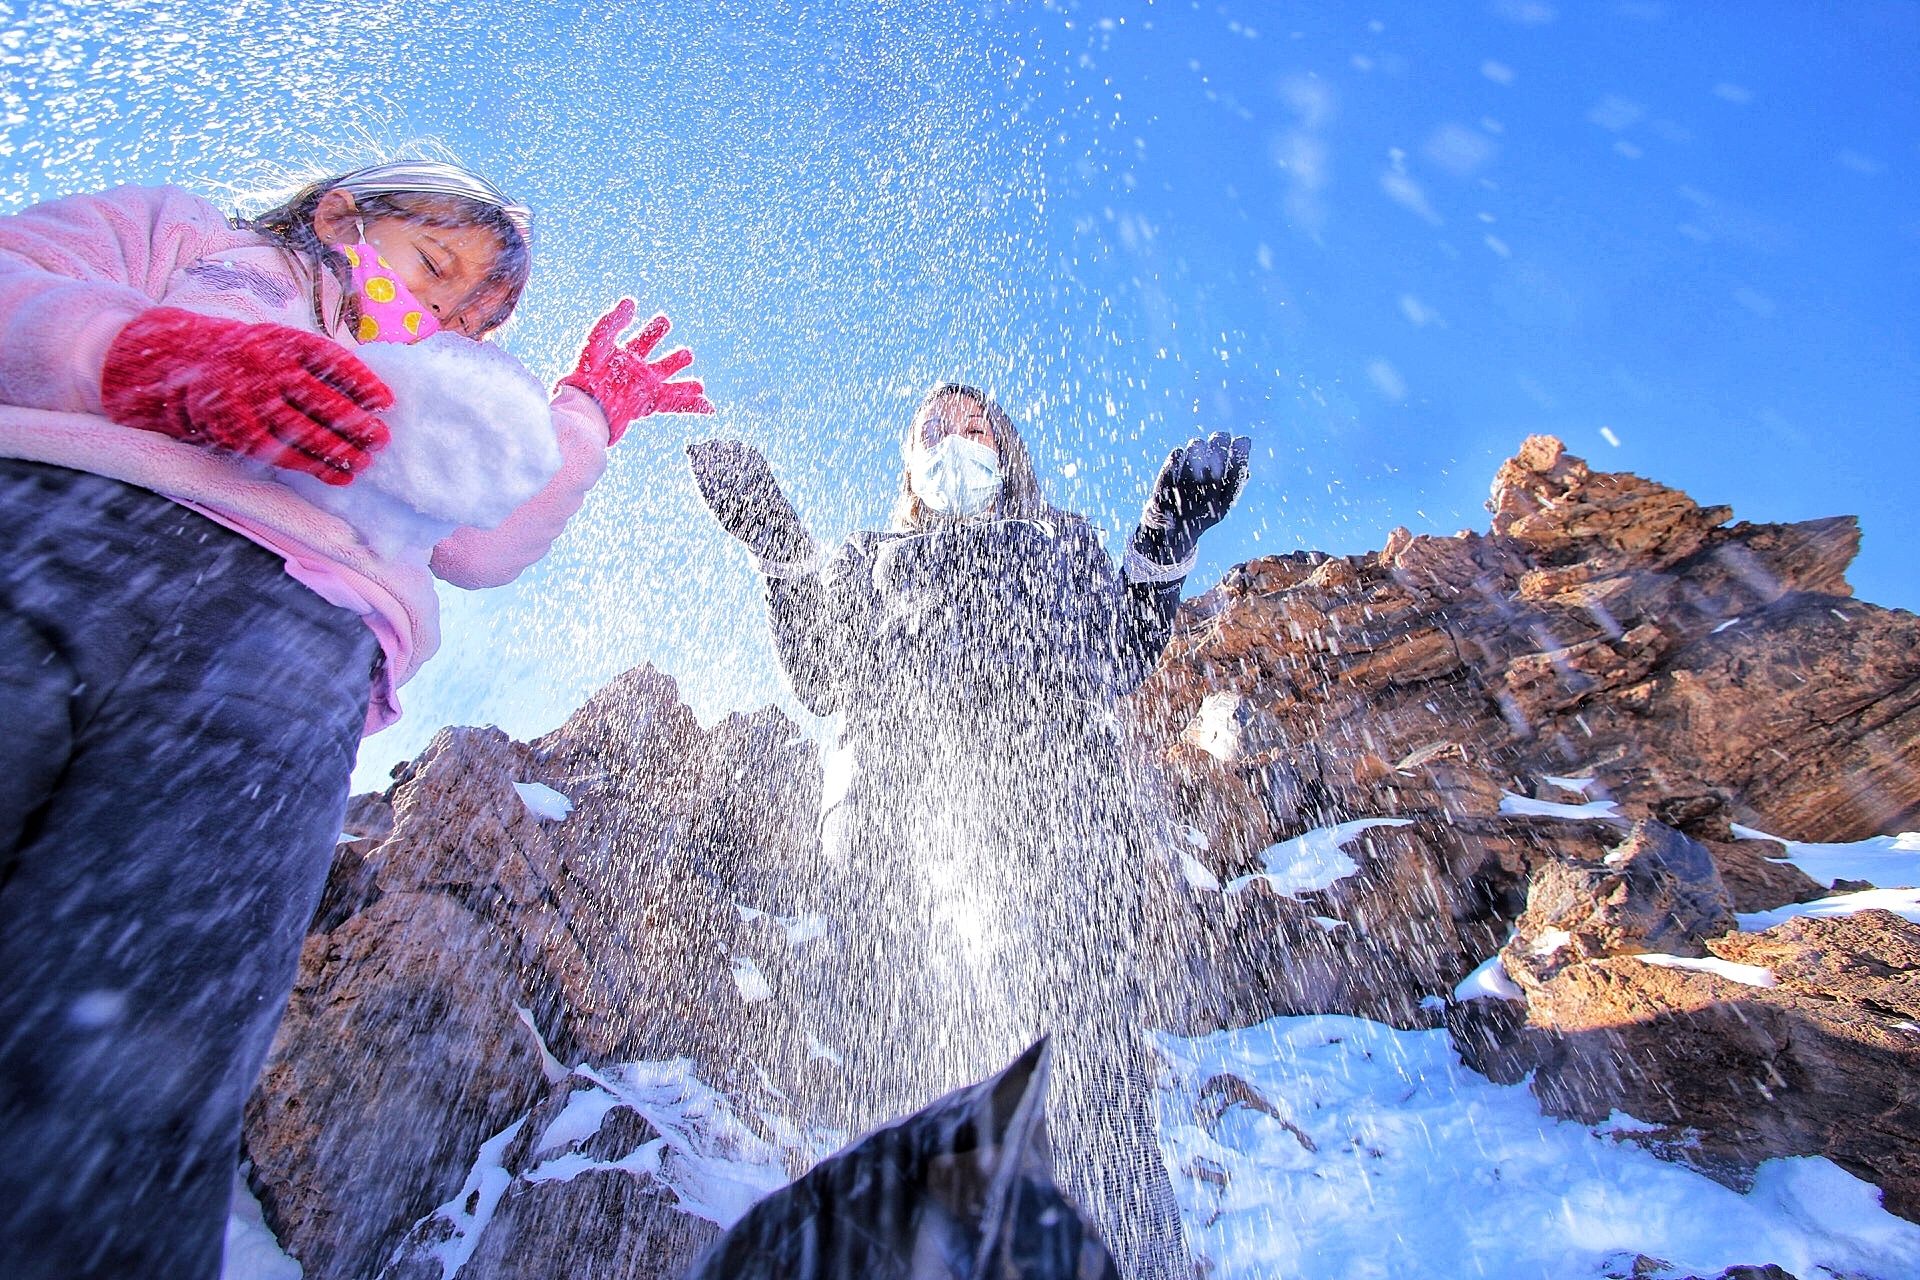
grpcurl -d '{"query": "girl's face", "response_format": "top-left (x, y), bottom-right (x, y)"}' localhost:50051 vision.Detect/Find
top-left (314, 191), bottom-right (514, 338)
top-left (917, 392), bottom-right (997, 451)
top-left (357, 217), bottom-right (510, 339)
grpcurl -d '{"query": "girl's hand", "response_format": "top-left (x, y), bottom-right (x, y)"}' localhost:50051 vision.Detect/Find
top-left (100, 307), bottom-right (393, 485)
top-left (558, 299), bottom-right (715, 444)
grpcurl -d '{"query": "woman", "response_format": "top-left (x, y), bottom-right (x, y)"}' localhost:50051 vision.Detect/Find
top-left (689, 384), bottom-right (1249, 1280)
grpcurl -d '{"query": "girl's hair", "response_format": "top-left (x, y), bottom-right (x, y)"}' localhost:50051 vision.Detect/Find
top-left (887, 383), bottom-right (1058, 531)
top-left (241, 160), bottom-right (533, 335)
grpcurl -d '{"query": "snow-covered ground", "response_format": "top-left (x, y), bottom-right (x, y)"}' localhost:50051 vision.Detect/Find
top-left (1156, 1014), bottom-right (1920, 1280)
top-left (225, 825), bottom-right (1920, 1279)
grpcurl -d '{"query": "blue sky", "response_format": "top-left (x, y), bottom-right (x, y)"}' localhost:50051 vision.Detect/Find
top-left (1, 0), bottom-right (1914, 788)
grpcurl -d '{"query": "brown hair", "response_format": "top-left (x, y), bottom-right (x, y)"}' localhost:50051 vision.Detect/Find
top-left (887, 383), bottom-right (1059, 531)
top-left (242, 180), bottom-right (531, 336)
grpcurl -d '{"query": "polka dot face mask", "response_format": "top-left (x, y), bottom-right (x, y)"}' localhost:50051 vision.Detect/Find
top-left (335, 234), bottom-right (441, 345)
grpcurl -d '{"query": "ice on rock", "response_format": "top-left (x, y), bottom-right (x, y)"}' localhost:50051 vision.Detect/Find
top-left (282, 333), bottom-right (561, 561)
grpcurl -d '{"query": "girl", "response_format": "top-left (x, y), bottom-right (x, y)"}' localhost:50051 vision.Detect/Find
top-left (0, 159), bottom-right (710, 1279)
top-left (688, 386), bottom-right (1251, 1280)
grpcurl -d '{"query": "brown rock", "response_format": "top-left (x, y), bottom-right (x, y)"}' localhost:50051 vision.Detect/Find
top-left (246, 893), bottom-right (547, 1279)
top-left (1702, 837), bottom-right (1825, 913)
top-left (1502, 822), bottom-right (1736, 989)
top-left (1517, 911), bottom-right (1920, 1219)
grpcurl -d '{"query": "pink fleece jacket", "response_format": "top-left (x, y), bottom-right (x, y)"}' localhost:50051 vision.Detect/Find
top-left (0, 184), bottom-right (611, 735)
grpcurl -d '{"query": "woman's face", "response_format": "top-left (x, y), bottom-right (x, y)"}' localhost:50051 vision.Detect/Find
top-left (917, 393), bottom-right (997, 452)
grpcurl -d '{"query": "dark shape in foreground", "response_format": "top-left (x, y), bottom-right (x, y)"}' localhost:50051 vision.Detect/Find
top-left (685, 1038), bottom-right (1118, 1280)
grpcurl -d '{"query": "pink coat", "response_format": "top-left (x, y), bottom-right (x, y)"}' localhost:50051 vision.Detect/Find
top-left (0, 184), bottom-right (611, 735)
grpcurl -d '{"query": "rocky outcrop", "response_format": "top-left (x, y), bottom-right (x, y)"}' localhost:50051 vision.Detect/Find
top-left (1136, 435), bottom-right (1920, 1216)
top-left (1459, 905), bottom-right (1920, 1219)
top-left (244, 667), bottom-right (822, 1280)
top-left (244, 436), bottom-right (1920, 1276)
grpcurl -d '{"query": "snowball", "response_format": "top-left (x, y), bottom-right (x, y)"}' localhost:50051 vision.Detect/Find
top-left (283, 333), bottom-right (561, 561)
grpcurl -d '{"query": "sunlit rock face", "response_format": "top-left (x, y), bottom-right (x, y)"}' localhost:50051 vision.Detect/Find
top-left (1138, 434), bottom-right (1920, 1221)
top-left (243, 437), bottom-right (1920, 1276)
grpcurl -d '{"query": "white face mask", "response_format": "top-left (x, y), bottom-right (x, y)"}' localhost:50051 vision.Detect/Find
top-left (909, 435), bottom-right (1001, 515)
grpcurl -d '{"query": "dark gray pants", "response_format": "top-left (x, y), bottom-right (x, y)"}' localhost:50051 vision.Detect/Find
top-left (0, 460), bottom-right (374, 1279)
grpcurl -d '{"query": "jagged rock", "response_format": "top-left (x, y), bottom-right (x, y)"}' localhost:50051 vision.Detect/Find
top-left (1501, 822), bottom-right (1737, 989)
top-left (1508, 911), bottom-right (1920, 1219)
top-left (245, 436), bottom-right (1920, 1270)
top-left (380, 1073), bottom-right (719, 1280)
top-left (1701, 836), bottom-right (1825, 913)
top-left (243, 665), bottom-right (822, 1277)
top-left (245, 892), bottom-right (547, 1280)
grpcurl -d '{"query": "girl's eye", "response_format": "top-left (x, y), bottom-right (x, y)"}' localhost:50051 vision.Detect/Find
top-left (419, 251), bottom-right (442, 278)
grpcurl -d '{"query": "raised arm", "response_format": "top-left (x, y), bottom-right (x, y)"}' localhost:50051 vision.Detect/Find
top-left (687, 439), bottom-right (858, 715)
top-left (1110, 431), bottom-right (1253, 690)
top-left (432, 301), bottom-right (712, 588)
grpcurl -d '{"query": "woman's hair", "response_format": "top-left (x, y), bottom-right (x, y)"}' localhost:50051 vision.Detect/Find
top-left (241, 159), bottom-right (533, 335)
top-left (887, 383), bottom-right (1057, 531)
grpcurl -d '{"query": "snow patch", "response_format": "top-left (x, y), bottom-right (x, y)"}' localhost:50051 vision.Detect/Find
top-left (1542, 774), bottom-right (1595, 794)
top-left (222, 1168), bottom-right (302, 1280)
top-left (513, 781), bottom-right (574, 821)
top-left (1179, 851), bottom-right (1223, 892)
top-left (1454, 953), bottom-right (1524, 1002)
top-left (1183, 692), bottom-right (1247, 761)
top-left (1155, 1014), bottom-right (1920, 1279)
top-left (568, 1060), bottom-right (796, 1226)
top-left (1738, 887), bottom-right (1920, 931)
top-left (729, 956), bottom-right (774, 1003)
top-left (1499, 791), bottom-right (1623, 821)
top-left (1728, 825), bottom-right (1920, 890)
top-left (735, 904), bottom-right (828, 946)
top-left (1528, 927), bottom-right (1572, 957)
top-left (1226, 818), bottom-right (1413, 898)
top-left (403, 1116), bottom-right (525, 1280)
top-left (1633, 953), bottom-right (1776, 988)
top-left (514, 1003), bottom-right (570, 1085)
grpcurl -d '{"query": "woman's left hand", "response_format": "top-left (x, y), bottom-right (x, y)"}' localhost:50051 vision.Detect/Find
top-left (1143, 431), bottom-right (1253, 549)
top-left (558, 299), bottom-right (715, 443)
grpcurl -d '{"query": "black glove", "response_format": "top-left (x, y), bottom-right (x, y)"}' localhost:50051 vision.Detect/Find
top-left (686, 440), bottom-right (815, 569)
top-left (1132, 431), bottom-right (1253, 568)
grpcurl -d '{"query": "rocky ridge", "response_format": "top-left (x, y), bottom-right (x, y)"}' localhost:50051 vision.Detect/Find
top-left (242, 437), bottom-right (1920, 1278)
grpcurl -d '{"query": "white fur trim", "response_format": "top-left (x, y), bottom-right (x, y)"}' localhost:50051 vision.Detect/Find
top-left (1123, 542), bottom-right (1196, 584)
top-left (753, 539), bottom-right (826, 579)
